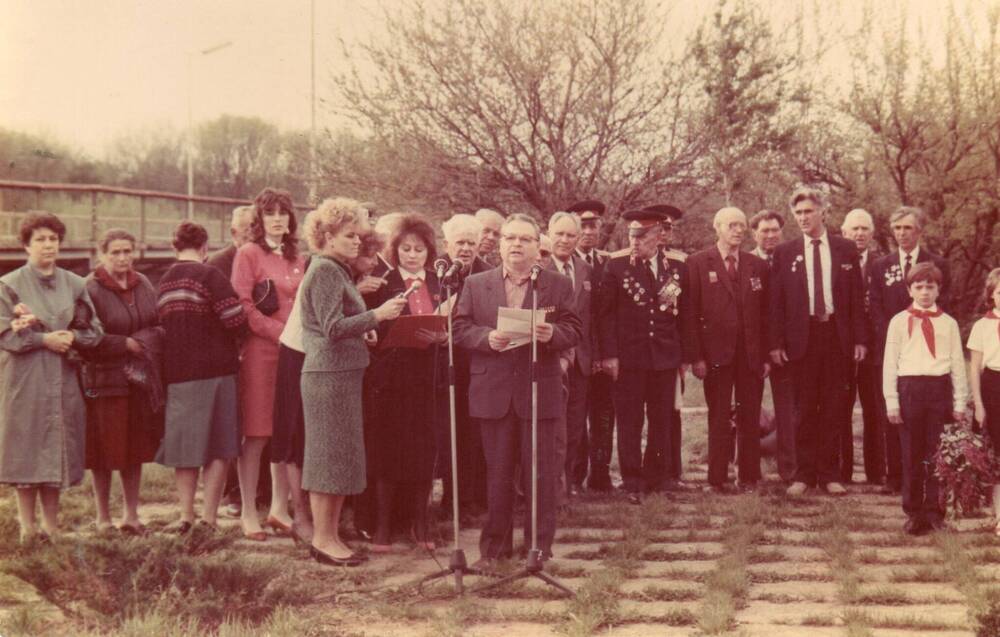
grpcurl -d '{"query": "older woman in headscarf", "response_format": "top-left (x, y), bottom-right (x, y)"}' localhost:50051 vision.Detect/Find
top-left (0, 212), bottom-right (103, 543)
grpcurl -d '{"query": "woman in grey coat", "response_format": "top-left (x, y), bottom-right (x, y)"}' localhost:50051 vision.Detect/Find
top-left (299, 198), bottom-right (405, 567)
top-left (0, 212), bottom-right (103, 543)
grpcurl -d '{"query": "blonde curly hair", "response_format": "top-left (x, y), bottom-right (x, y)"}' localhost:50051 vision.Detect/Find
top-left (302, 197), bottom-right (369, 253)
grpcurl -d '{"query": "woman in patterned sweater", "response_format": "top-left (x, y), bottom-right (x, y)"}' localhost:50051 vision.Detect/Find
top-left (156, 221), bottom-right (247, 533)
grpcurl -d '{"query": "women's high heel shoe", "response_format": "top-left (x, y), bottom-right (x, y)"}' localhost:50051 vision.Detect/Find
top-left (310, 545), bottom-right (362, 567)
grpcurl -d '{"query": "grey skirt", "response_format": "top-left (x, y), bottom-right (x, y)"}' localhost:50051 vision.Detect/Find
top-left (301, 370), bottom-right (366, 495)
top-left (156, 375), bottom-right (240, 468)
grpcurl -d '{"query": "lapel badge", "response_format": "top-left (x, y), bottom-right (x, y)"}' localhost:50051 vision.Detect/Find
top-left (841, 263), bottom-right (853, 271)
top-left (792, 254), bottom-right (803, 273)
top-left (708, 271), bottom-right (718, 283)
top-left (583, 280), bottom-right (591, 291)
top-left (750, 276), bottom-right (762, 292)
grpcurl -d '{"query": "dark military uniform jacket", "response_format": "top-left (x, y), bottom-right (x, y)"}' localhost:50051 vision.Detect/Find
top-left (596, 252), bottom-right (689, 371)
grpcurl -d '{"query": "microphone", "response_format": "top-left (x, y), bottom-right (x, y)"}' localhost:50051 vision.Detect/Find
top-left (529, 264), bottom-right (542, 282)
top-left (396, 279), bottom-right (422, 300)
top-left (442, 261), bottom-right (463, 282)
top-left (434, 258), bottom-right (449, 279)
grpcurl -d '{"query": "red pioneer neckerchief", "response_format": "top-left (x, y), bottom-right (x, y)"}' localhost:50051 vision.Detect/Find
top-left (907, 306), bottom-right (943, 358)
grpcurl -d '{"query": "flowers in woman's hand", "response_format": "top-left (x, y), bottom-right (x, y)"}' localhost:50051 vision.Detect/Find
top-left (9, 303), bottom-right (40, 333)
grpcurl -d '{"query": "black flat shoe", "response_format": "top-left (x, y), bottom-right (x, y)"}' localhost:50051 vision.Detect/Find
top-left (175, 521), bottom-right (193, 535)
top-left (310, 545), bottom-right (362, 567)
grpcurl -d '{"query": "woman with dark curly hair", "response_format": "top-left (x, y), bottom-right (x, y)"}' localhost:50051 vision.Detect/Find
top-left (231, 187), bottom-right (307, 541)
top-left (368, 213), bottom-right (445, 552)
top-left (0, 212), bottom-right (103, 543)
top-left (157, 221), bottom-right (246, 532)
top-left (83, 228), bottom-right (162, 534)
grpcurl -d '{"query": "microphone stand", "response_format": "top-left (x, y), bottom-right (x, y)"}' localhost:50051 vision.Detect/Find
top-left (474, 268), bottom-right (574, 598)
top-left (418, 270), bottom-right (482, 595)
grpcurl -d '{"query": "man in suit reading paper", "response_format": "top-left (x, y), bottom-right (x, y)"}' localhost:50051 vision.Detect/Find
top-left (453, 213), bottom-right (582, 568)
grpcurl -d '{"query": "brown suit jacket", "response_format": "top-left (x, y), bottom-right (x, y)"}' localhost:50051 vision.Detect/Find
top-left (453, 267), bottom-right (582, 421)
top-left (684, 247), bottom-right (769, 373)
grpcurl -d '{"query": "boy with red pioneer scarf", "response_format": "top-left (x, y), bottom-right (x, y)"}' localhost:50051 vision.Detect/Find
top-left (882, 262), bottom-right (968, 535)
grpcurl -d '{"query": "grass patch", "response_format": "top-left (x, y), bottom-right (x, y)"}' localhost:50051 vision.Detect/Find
top-left (800, 613), bottom-right (837, 626)
top-left (888, 566), bottom-right (950, 583)
top-left (559, 569), bottom-right (624, 636)
top-left (623, 585), bottom-right (701, 602)
top-left (0, 526), bottom-right (313, 633)
top-left (853, 586), bottom-right (914, 606)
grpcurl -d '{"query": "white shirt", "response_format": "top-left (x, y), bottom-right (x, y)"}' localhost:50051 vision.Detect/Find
top-left (967, 316), bottom-right (1000, 372)
top-left (859, 248), bottom-right (870, 271)
top-left (553, 256), bottom-right (575, 287)
top-left (899, 246), bottom-right (921, 273)
top-left (803, 231), bottom-right (834, 315)
top-left (576, 248), bottom-right (595, 265)
top-left (278, 284), bottom-right (305, 353)
top-left (398, 267), bottom-right (426, 282)
top-left (882, 304), bottom-right (968, 412)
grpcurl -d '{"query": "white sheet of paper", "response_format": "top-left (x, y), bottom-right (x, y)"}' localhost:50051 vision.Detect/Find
top-left (496, 306), bottom-right (548, 351)
top-left (435, 294), bottom-right (457, 316)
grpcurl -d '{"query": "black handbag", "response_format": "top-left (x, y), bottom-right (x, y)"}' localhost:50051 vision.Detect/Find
top-left (252, 278), bottom-right (279, 316)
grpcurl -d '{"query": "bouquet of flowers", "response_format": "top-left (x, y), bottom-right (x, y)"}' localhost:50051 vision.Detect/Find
top-left (934, 424), bottom-right (1000, 517)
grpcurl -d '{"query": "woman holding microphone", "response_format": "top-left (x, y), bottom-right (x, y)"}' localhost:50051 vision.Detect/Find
top-left (298, 198), bottom-right (406, 566)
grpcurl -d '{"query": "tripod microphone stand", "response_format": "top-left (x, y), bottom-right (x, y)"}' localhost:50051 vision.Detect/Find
top-left (418, 267), bottom-right (482, 595)
top-left (474, 265), bottom-right (574, 598)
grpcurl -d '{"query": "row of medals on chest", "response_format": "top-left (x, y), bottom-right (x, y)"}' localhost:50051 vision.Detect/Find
top-left (623, 267), bottom-right (681, 315)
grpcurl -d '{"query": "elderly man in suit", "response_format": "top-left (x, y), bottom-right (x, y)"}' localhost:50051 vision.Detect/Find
top-left (597, 207), bottom-right (689, 504)
top-left (749, 209), bottom-right (798, 482)
top-left (547, 211), bottom-right (595, 497)
top-left (840, 208), bottom-right (885, 485)
top-left (769, 187), bottom-right (868, 496)
top-left (566, 199), bottom-right (616, 491)
top-left (453, 213), bottom-right (582, 567)
top-left (686, 207), bottom-right (770, 493)
top-left (475, 208), bottom-right (506, 267)
top-left (869, 205), bottom-right (950, 494)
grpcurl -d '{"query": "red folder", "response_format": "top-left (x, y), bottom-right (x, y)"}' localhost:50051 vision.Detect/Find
top-left (379, 314), bottom-right (447, 350)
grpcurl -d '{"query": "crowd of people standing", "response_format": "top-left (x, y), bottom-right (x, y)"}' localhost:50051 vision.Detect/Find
top-left (1, 183), bottom-right (998, 568)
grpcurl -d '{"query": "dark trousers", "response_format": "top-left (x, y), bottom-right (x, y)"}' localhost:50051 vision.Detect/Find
top-left (983, 369), bottom-right (1000, 454)
top-left (704, 348), bottom-right (764, 486)
top-left (770, 362), bottom-right (798, 482)
top-left (793, 320), bottom-right (850, 486)
top-left (478, 408), bottom-right (556, 560)
top-left (875, 360), bottom-right (904, 490)
top-left (565, 363), bottom-right (590, 488)
top-left (586, 370), bottom-right (616, 489)
top-left (845, 359), bottom-right (885, 483)
top-left (614, 368), bottom-right (676, 493)
top-left (898, 376), bottom-right (951, 522)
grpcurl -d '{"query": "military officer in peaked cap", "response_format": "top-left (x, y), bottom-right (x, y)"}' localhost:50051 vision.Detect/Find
top-left (566, 199), bottom-right (615, 491)
top-left (596, 207), bottom-right (690, 504)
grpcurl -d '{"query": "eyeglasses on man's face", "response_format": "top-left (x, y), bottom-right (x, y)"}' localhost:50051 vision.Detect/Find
top-left (501, 234), bottom-right (538, 244)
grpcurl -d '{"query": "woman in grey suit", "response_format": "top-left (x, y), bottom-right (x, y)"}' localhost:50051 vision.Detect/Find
top-left (298, 198), bottom-right (406, 566)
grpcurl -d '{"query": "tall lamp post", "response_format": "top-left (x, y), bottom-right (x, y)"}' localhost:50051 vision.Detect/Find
top-left (186, 40), bottom-right (233, 219)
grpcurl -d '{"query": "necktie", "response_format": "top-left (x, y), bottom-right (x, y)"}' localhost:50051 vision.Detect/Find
top-left (986, 310), bottom-right (1000, 342)
top-left (904, 254), bottom-right (913, 280)
top-left (812, 239), bottom-right (826, 317)
top-left (644, 259), bottom-right (655, 283)
top-left (585, 252), bottom-right (593, 266)
top-left (725, 255), bottom-right (737, 282)
top-left (767, 254), bottom-right (773, 269)
top-left (907, 307), bottom-right (943, 357)
top-left (563, 260), bottom-right (574, 287)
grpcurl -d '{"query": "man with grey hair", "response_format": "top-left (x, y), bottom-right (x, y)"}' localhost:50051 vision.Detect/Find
top-left (868, 205), bottom-right (950, 494)
top-left (685, 207), bottom-right (770, 493)
top-left (475, 208), bottom-right (506, 267)
top-left (207, 205), bottom-right (256, 280)
top-left (769, 186), bottom-right (868, 497)
top-left (840, 208), bottom-right (885, 485)
top-left (547, 211), bottom-right (595, 497)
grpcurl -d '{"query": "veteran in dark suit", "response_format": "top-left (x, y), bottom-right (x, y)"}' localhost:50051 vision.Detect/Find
top-left (840, 208), bottom-right (885, 485)
top-left (567, 199), bottom-right (615, 491)
top-left (547, 211), bottom-right (595, 496)
top-left (685, 207), bottom-right (769, 492)
top-left (868, 205), bottom-right (950, 494)
top-left (768, 187), bottom-right (868, 497)
top-left (596, 207), bottom-right (689, 504)
top-left (452, 213), bottom-right (582, 564)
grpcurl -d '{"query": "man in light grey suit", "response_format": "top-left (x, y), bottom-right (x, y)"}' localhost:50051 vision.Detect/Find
top-left (453, 213), bottom-right (582, 566)
top-left (547, 211), bottom-right (594, 497)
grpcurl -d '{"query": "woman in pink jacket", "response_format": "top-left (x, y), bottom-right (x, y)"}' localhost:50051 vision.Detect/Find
top-left (231, 188), bottom-right (305, 540)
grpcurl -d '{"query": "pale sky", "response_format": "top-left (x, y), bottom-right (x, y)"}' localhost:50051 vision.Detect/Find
top-left (0, 0), bottom-right (990, 158)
